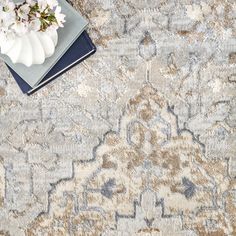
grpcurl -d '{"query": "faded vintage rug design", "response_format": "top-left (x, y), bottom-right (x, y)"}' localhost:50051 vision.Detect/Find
top-left (0, 0), bottom-right (236, 235)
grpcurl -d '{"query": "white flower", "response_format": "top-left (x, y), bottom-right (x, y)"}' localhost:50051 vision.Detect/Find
top-left (55, 6), bottom-right (65, 27)
top-left (17, 4), bottom-right (30, 20)
top-left (0, 14), bottom-right (15, 30)
top-left (11, 21), bottom-right (29, 36)
top-left (29, 18), bottom-right (41, 31)
top-left (37, 0), bottom-right (47, 11)
top-left (45, 22), bottom-right (58, 33)
top-left (46, 0), bottom-right (58, 9)
top-left (0, 0), bottom-right (16, 27)
top-left (0, 0), bottom-right (15, 11)
top-left (26, 0), bottom-right (35, 6)
top-left (0, 0), bottom-right (66, 39)
top-left (35, 12), bottom-right (41, 18)
top-left (0, 7), bottom-right (16, 28)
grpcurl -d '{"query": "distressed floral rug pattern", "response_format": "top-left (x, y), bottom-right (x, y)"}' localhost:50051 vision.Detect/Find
top-left (0, 0), bottom-right (236, 235)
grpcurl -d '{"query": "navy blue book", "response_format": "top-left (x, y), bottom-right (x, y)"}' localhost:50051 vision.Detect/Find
top-left (7, 31), bottom-right (96, 95)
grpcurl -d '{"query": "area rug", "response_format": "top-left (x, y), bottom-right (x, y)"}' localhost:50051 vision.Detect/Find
top-left (0, 0), bottom-right (236, 235)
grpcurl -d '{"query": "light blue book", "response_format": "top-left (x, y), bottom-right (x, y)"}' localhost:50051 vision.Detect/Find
top-left (0, 0), bottom-right (88, 87)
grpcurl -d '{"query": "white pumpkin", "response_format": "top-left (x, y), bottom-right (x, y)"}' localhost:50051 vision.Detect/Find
top-left (0, 30), bottom-right (58, 67)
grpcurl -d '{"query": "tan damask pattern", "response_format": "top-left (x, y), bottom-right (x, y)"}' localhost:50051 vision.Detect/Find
top-left (26, 86), bottom-right (236, 235)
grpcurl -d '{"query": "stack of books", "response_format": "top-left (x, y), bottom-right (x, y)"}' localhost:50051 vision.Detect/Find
top-left (0, 0), bottom-right (96, 95)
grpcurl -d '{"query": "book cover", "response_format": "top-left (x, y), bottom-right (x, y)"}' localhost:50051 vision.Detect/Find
top-left (7, 31), bottom-right (96, 95)
top-left (0, 0), bottom-right (88, 87)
